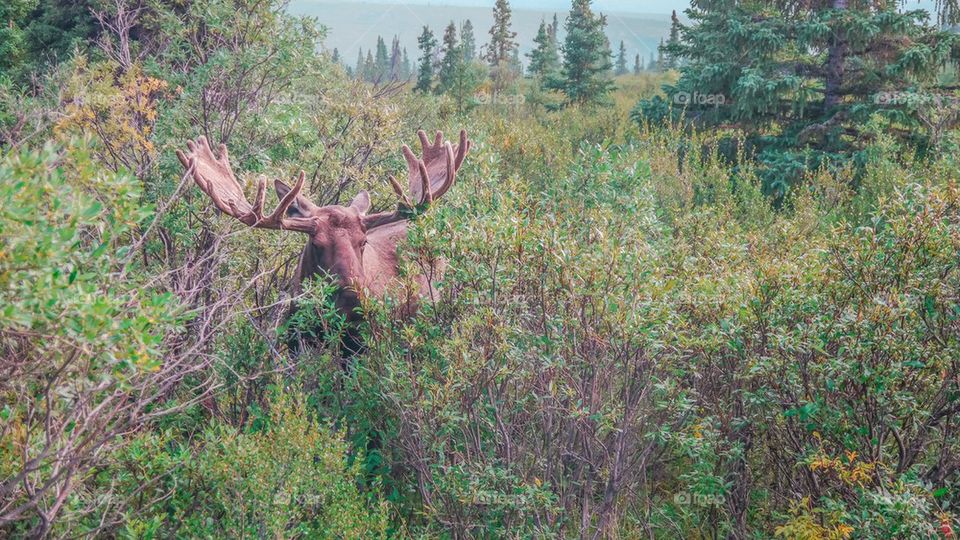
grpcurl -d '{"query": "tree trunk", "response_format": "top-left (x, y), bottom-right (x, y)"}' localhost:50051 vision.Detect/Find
top-left (824, 0), bottom-right (848, 108)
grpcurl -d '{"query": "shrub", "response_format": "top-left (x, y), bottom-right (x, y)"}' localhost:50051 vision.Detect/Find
top-left (0, 140), bottom-right (183, 535)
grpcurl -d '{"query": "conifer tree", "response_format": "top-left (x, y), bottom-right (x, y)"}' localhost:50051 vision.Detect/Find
top-left (615, 40), bottom-right (628, 75)
top-left (486, 0), bottom-right (519, 94)
top-left (510, 48), bottom-right (522, 74)
top-left (633, 53), bottom-right (641, 75)
top-left (648, 51), bottom-right (655, 72)
top-left (355, 48), bottom-right (364, 79)
top-left (486, 0), bottom-right (517, 68)
top-left (389, 36), bottom-right (402, 79)
top-left (374, 36), bottom-right (390, 79)
top-left (401, 47), bottom-right (412, 80)
top-left (363, 50), bottom-right (376, 81)
top-left (553, 0), bottom-right (614, 105)
top-left (527, 18), bottom-right (560, 83)
top-left (449, 59), bottom-right (485, 113)
top-left (415, 26), bottom-right (437, 93)
top-left (331, 48), bottom-right (340, 65)
top-left (655, 38), bottom-right (665, 73)
top-left (461, 19), bottom-right (477, 61)
top-left (663, 10), bottom-right (681, 70)
top-left (436, 21), bottom-right (460, 94)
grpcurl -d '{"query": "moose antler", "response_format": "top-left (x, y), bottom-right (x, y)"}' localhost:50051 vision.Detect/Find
top-left (363, 129), bottom-right (470, 230)
top-left (388, 129), bottom-right (471, 207)
top-left (176, 136), bottom-right (317, 234)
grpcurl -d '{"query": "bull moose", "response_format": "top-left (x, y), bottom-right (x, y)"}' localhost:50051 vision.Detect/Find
top-left (176, 129), bottom-right (471, 349)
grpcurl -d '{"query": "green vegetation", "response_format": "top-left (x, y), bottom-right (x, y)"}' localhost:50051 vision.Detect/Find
top-left (415, 26), bottom-right (437, 93)
top-left (2, 0), bottom-right (960, 538)
top-left (636, 1), bottom-right (960, 197)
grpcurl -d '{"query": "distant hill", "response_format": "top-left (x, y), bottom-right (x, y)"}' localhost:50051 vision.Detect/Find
top-left (288, 0), bottom-right (673, 69)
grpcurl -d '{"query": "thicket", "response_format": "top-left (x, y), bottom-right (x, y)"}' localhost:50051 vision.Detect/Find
top-left (1, 0), bottom-right (959, 538)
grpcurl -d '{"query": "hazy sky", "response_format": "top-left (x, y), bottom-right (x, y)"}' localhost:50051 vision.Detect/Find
top-left (291, 0), bottom-right (943, 17)
top-left (292, 0), bottom-right (689, 15)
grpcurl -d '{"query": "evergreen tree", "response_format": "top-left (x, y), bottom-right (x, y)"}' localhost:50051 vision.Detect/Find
top-left (486, 0), bottom-right (519, 94)
top-left (355, 48), bottom-right (364, 79)
top-left (448, 58), bottom-right (485, 113)
top-left (401, 47), bottom-right (412, 80)
top-left (444, 33), bottom-right (486, 114)
top-left (510, 48), bottom-right (522, 75)
top-left (389, 36), bottom-right (402, 79)
top-left (527, 18), bottom-right (561, 83)
top-left (635, 0), bottom-right (960, 195)
top-left (331, 48), bottom-right (340, 65)
top-left (486, 0), bottom-right (518, 67)
top-left (363, 50), bottom-right (376, 82)
top-left (664, 10), bottom-right (681, 70)
top-left (2, 0), bottom-right (98, 83)
top-left (648, 51), bottom-right (655, 72)
top-left (374, 35), bottom-right (390, 79)
top-left (415, 26), bottom-right (437, 93)
top-left (436, 21), bottom-right (460, 94)
top-left (633, 53), bottom-right (641, 75)
top-left (615, 40), bottom-right (628, 76)
top-left (461, 19), bottom-right (477, 61)
top-left (553, 0), bottom-right (614, 105)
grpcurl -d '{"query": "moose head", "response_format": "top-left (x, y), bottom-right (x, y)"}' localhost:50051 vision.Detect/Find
top-left (176, 130), bottom-right (470, 334)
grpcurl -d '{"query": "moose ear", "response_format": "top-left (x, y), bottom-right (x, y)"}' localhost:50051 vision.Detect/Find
top-left (349, 190), bottom-right (371, 215)
top-left (274, 178), bottom-right (296, 203)
top-left (275, 178), bottom-right (318, 215)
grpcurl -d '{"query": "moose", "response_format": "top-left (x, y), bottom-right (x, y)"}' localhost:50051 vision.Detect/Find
top-left (176, 129), bottom-right (470, 349)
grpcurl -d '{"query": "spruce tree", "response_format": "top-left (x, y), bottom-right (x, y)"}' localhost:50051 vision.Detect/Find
top-left (486, 0), bottom-right (519, 94)
top-left (527, 20), bottom-right (550, 77)
top-left (486, 0), bottom-right (518, 67)
top-left (633, 53), bottom-right (641, 75)
top-left (635, 0), bottom-right (960, 195)
top-left (401, 47), bottom-right (412, 80)
top-left (363, 50), bottom-right (376, 82)
top-left (615, 40), bottom-right (628, 76)
top-left (450, 51), bottom-right (486, 113)
top-left (461, 19), bottom-right (477, 61)
top-left (527, 18), bottom-right (561, 83)
top-left (415, 26), bottom-right (437, 93)
top-left (436, 21), bottom-right (460, 94)
top-left (664, 9), bottom-right (681, 70)
top-left (355, 48), bottom-right (364, 79)
top-left (648, 51), bottom-right (655, 72)
top-left (331, 48), bottom-right (340, 65)
top-left (510, 48), bottom-right (522, 74)
top-left (554, 0), bottom-right (614, 105)
top-left (389, 36), bottom-right (402, 79)
top-left (374, 36), bottom-right (390, 80)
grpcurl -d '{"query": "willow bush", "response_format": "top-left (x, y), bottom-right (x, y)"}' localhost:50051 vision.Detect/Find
top-left (333, 120), bottom-right (960, 537)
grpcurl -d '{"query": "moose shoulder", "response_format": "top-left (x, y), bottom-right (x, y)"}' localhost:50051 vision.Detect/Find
top-left (176, 129), bottom-right (471, 331)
